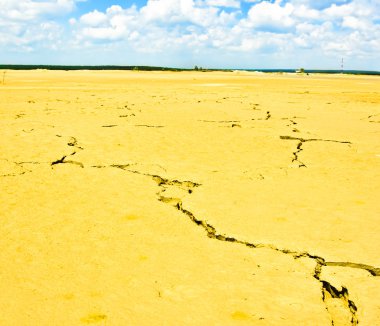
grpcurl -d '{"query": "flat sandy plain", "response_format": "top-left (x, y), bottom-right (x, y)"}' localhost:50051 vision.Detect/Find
top-left (0, 70), bottom-right (379, 325)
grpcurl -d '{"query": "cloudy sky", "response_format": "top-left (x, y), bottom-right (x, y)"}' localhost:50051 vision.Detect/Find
top-left (0, 0), bottom-right (379, 70)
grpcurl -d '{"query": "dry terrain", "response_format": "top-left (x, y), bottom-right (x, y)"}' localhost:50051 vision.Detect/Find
top-left (0, 70), bottom-right (379, 325)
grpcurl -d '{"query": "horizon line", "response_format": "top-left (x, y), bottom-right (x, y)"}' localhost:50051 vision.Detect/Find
top-left (1, 64), bottom-right (379, 75)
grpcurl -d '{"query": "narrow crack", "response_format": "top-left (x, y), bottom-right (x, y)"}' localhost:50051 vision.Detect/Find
top-left (151, 174), bottom-right (201, 189)
top-left (326, 262), bottom-right (380, 276)
top-left (0, 172), bottom-right (26, 177)
top-left (362, 114), bottom-right (380, 123)
top-left (280, 135), bottom-right (352, 145)
top-left (51, 152), bottom-right (84, 168)
top-left (134, 124), bottom-right (165, 128)
top-left (51, 136), bottom-right (85, 168)
top-left (292, 141), bottom-right (307, 167)
top-left (198, 110), bottom-right (270, 126)
top-left (251, 110), bottom-right (272, 121)
top-left (285, 119), bottom-right (300, 133)
top-left (51, 155), bottom-right (67, 165)
top-left (67, 136), bottom-right (84, 150)
top-left (198, 120), bottom-right (241, 123)
top-left (0, 159), bottom-right (30, 177)
top-left (280, 136), bottom-right (352, 168)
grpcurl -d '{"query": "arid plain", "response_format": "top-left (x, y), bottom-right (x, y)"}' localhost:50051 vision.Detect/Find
top-left (0, 70), bottom-right (379, 325)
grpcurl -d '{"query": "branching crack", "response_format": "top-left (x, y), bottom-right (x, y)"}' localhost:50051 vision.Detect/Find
top-left (136, 172), bottom-right (373, 326)
top-left (173, 199), bottom-right (362, 325)
top-left (67, 136), bottom-right (84, 150)
top-left (51, 136), bottom-right (85, 168)
top-left (51, 152), bottom-right (84, 168)
top-left (9, 158), bottom-right (375, 325)
top-left (104, 164), bottom-right (378, 281)
top-left (151, 175), bottom-right (201, 189)
top-left (292, 141), bottom-right (306, 167)
top-left (51, 156), bottom-right (67, 165)
top-left (280, 135), bottom-right (352, 145)
top-left (280, 135), bottom-right (352, 168)
top-left (320, 281), bottom-right (358, 326)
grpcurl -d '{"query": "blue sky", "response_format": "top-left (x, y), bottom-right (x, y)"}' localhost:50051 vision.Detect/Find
top-left (0, 0), bottom-right (379, 70)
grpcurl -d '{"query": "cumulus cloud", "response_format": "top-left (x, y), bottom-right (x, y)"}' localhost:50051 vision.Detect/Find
top-left (66, 0), bottom-right (380, 67)
top-left (72, 0), bottom-right (237, 47)
top-left (138, 0), bottom-right (227, 27)
top-left (80, 10), bottom-right (108, 27)
top-left (0, 0), bottom-right (77, 21)
top-left (74, 5), bottom-right (139, 42)
top-left (245, 1), bottom-right (295, 31)
top-left (0, 0), bottom-right (81, 50)
top-left (1, 0), bottom-right (380, 68)
top-left (206, 0), bottom-right (240, 8)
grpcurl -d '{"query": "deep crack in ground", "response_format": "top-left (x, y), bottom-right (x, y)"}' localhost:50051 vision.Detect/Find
top-left (126, 170), bottom-right (374, 326)
top-left (28, 158), bottom-right (377, 324)
top-left (100, 162), bottom-right (378, 325)
top-left (7, 157), bottom-right (376, 325)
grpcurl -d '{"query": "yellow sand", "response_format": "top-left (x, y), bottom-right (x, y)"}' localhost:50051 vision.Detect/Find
top-left (0, 70), bottom-right (379, 325)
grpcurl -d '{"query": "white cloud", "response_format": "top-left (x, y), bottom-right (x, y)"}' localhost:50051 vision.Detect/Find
top-left (67, 0), bottom-right (380, 68)
top-left (0, 0), bottom-right (380, 69)
top-left (342, 16), bottom-right (368, 30)
top-left (0, 0), bottom-right (76, 21)
top-left (206, 0), bottom-right (240, 8)
top-left (323, 3), bottom-right (355, 18)
top-left (246, 1), bottom-right (295, 31)
top-left (0, 0), bottom-right (81, 51)
top-left (73, 5), bottom-right (139, 42)
top-left (72, 0), bottom-right (237, 47)
top-left (292, 5), bottom-right (320, 20)
top-left (140, 0), bottom-right (179, 22)
top-left (139, 0), bottom-right (224, 27)
top-left (80, 10), bottom-right (108, 27)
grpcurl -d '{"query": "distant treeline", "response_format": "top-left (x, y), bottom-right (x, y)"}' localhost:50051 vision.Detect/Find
top-left (0, 65), bottom-right (379, 75)
top-left (0, 65), bottom-right (191, 71)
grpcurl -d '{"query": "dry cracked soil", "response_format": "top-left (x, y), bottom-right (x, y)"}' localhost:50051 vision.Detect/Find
top-left (0, 70), bottom-right (379, 325)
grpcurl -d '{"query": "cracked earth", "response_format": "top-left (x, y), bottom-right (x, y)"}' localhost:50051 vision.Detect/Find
top-left (1, 70), bottom-right (379, 325)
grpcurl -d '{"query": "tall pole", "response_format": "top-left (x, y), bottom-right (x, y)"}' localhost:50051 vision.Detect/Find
top-left (341, 57), bottom-right (344, 74)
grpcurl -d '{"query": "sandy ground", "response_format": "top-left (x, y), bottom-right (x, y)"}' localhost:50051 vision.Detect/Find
top-left (0, 70), bottom-right (379, 325)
